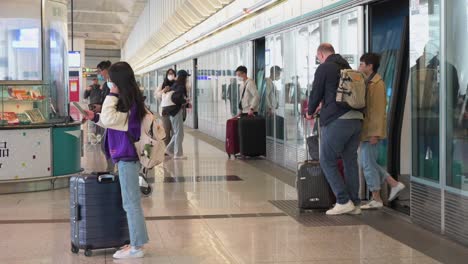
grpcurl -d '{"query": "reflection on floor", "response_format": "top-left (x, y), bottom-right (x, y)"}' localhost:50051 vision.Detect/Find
top-left (0, 127), bottom-right (465, 264)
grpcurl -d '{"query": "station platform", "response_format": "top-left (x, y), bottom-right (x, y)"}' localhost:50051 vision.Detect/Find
top-left (0, 128), bottom-right (466, 264)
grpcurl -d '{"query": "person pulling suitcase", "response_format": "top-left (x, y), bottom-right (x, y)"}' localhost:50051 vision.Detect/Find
top-left (84, 62), bottom-right (149, 259)
top-left (225, 66), bottom-right (265, 158)
top-left (306, 43), bottom-right (362, 215)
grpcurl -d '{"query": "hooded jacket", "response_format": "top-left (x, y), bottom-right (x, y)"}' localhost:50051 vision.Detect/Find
top-left (307, 54), bottom-right (352, 126)
top-left (93, 94), bottom-right (141, 163)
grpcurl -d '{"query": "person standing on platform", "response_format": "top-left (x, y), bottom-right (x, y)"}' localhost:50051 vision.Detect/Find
top-left (162, 70), bottom-right (190, 160)
top-left (306, 43), bottom-right (362, 216)
top-left (96, 60), bottom-right (114, 171)
top-left (154, 68), bottom-right (176, 147)
top-left (236, 65), bottom-right (260, 117)
top-left (84, 62), bottom-right (149, 259)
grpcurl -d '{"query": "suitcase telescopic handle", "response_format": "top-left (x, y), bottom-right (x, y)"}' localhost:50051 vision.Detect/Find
top-left (98, 174), bottom-right (115, 183)
top-left (303, 114), bottom-right (320, 161)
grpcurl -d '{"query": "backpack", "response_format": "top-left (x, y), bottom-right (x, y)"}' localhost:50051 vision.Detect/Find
top-left (127, 110), bottom-right (166, 169)
top-left (335, 69), bottom-right (367, 110)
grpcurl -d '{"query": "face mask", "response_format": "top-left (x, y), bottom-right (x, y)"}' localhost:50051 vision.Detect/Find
top-left (168, 75), bottom-right (175, 81)
top-left (107, 82), bottom-right (114, 90)
top-left (236, 77), bottom-right (244, 83)
top-left (98, 74), bottom-right (104, 82)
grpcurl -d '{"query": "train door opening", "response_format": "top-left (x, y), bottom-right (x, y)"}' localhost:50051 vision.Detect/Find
top-left (368, 0), bottom-right (410, 214)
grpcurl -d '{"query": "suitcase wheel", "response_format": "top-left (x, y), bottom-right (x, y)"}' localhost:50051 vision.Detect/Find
top-left (71, 244), bottom-right (79, 254)
top-left (140, 185), bottom-right (152, 196)
top-left (84, 249), bottom-right (92, 257)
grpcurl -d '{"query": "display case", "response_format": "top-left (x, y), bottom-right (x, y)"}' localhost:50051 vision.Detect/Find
top-left (0, 0), bottom-right (80, 194)
top-left (0, 81), bottom-right (51, 126)
top-left (0, 80), bottom-right (81, 191)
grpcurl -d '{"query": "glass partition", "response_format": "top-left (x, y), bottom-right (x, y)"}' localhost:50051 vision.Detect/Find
top-left (148, 71), bottom-right (157, 111)
top-left (45, 0), bottom-right (68, 117)
top-left (0, 82), bottom-right (50, 125)
top-left (0, 0), bottom-right (42, 81)
top-left (197, 42), bottom-right (252, 140)
top-left (0, 0), bottom-right (69, 124)
top-left (410, 0), bottom-right (441, 182)
top-left (262, 8), bottom-right (362, 170)
top-left (445, 0), bottom-right (468, 190)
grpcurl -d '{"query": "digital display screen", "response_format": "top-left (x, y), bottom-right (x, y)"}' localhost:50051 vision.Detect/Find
top-left (68, 51), bottom-right (81, 68)
top-left (11, 28), bottom-right (40, 48)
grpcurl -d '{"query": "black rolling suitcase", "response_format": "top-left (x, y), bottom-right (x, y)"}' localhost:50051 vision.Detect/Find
top-left (238, 115), bottom-right (266, 157)
top-left (297, 117), bottom-right (335, 210)
top-left (70, 173), bottom-right (129, 257)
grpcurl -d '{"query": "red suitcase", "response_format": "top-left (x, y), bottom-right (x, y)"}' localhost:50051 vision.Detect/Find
top-left (226, 117), bottom-right (240, 158)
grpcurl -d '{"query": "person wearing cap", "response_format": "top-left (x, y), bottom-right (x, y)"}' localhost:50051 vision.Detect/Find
top-left (235, 65), bottom-right (259, 116)
top-left (162, 69), bottom-right (191, 160)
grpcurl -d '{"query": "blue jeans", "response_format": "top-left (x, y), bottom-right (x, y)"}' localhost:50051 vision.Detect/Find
top-left (118, 161), bottom-right (149, 247)
top-left (359, 141), bottom-right (389, 192)
top-left (167, 110), bottom-right (184, 156)
top-left (320, 119), bottom-right (362, 205)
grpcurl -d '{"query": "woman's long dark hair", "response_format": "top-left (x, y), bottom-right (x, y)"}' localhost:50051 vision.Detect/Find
top-left (175, 75), bottom-right (188, 96)
top-left (108, 62), bottom-right (146, 121)
top-left (162, 68), bottom-right (176, 88)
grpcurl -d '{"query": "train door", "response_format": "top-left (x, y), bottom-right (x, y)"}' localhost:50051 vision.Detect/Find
top-left (368, 0), bottom-right (410, 213)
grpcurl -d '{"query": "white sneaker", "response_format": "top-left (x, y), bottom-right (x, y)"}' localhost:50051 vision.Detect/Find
top-left (388, 182), bottom-right (405, 202)
top-left (326, 200), bottom-right (355, 215)
top-left (347, 206), bottom-right (361, 215)
top-left (113, 246), bottom-right (144, 259)
top-left (361, 200), bottom-right (383, 210)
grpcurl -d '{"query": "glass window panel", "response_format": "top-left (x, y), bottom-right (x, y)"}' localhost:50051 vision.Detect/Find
top-left (0, 1), bottom-right (42, 80)
top-left (445, 0), bottom-right (468, 190)
top-left (323, 16), bottom-right (340, 52)
top-left (340, 11), bottom-right (359, 69)
top-left (295, 26), bottom-right (312, 151)
top-left (410, 0), bottom-right (441, 181)
top-left (283, 31), bottom-right (297, 145)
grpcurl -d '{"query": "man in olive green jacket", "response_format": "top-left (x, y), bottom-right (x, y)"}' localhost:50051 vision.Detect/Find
top-left (358, 53), bottom-right (405, 210)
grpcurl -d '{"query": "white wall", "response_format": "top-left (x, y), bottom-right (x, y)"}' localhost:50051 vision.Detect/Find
top-left (124, 0), bottom-right (348, 74)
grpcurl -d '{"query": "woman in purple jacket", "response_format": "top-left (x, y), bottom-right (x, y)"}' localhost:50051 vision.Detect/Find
top-left (85, 62), bottom-right (149, 259)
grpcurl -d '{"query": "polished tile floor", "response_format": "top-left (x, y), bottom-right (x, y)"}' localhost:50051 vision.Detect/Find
top-left (0, 127), bottom-right (457, 264)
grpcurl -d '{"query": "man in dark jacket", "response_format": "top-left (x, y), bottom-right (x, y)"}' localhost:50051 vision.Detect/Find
top-left (306, 43), bottom-right (362, 215)
top-left (84, 78), bottom-right (101, 106)
top-left (96, 60), bottom-right (112, 111)
top-left (96, 60), bottom-right (113, 171)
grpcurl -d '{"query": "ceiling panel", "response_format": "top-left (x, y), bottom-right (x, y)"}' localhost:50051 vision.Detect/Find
top-left (68, 0), bottom-right (147, 50)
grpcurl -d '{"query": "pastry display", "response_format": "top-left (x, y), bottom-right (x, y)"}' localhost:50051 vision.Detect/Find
top-left (25, 109), bottom-right (46, 123)
top-left (17, 113), bottom-right (32, 125)
top-left (5, 87), bottom-right (45, 101)
top-left (0, 85), bottom-right (47, 126)
top-left (0, 112), bottom-right (20, 125)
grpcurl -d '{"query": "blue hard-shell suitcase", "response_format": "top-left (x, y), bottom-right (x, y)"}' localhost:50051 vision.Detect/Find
top-left (70, 173), bottom-right (129, 257)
